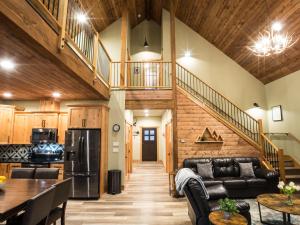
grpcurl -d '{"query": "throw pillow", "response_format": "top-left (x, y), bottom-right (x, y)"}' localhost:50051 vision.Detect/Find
top-left (197, 163), bottom-right (214, 179)
top-left (239, 162), bottom-right (255, 178)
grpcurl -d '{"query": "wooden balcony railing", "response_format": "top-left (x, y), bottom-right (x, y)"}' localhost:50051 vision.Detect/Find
top-left (110, 62), bottom-right (172, 89)
top-left (261, 133), bottom-right (286, 181)
top-left (27, 0), bottom-right (110, 86)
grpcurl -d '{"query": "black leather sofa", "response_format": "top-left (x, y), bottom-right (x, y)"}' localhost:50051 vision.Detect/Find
top-left (184, 180), bottom-right (251, 225)
top-left (183, 157), bottom-right (279, 198)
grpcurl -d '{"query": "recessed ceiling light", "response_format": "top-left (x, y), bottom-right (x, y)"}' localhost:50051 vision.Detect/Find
top-left (0, 59), bottom-right (16, 71)
top-left (272, 22), bottom-right (283, 32)
top-left (76, 12), bottom-right (88, 24)
top-left (145, 113), bottom-right (149, 117)
top-left (144, 109), bottom-right (149, 113)
top-left (137, 14), bottom-right (141, 18)
top-left (52, 92), bottom-right (61, 98)
top-left (3, 92), bottom-right (12, 98)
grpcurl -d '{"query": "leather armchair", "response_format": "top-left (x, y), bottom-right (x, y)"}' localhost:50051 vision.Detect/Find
top-left (184, 179), bottom-right (251, 225)
top-left (183, 157), bottom-right (279, 198)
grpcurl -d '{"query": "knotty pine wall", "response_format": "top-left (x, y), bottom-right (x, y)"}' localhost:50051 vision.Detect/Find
top-left (176, 90), bottom-right (261, 167)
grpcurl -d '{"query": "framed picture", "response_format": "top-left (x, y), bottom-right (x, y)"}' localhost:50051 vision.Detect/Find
top-left (272, 105), bottom-right (283, 121)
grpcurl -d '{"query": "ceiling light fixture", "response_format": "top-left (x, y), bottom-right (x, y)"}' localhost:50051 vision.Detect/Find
top-left (145, 113), bottom-right (149, 117)
top-left (3, 92), bottom-right (12, 98)
top-left (184, 51), bottom-right (191, 58)
top-left (0, 59), bottom-right (16, 71)
top-left (52, 92), bottom-right (61, 98)
top-left (248, 21), bottom-right (297, 56)
top-left (144, 36), bottom-right (149, 48)
top-left (76, 11), bottom-right (88, 24)
top-left (144, 109), bottom-right (149, 113)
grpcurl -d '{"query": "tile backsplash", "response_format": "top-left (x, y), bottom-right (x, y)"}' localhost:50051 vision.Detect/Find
top-left (0, 144), bottom-right (64, 159)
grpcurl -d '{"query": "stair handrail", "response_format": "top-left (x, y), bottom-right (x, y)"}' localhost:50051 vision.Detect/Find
top-left (176, 63), bottom-right (261, 144)
top-left (261, 133), bottom-right (286, 181)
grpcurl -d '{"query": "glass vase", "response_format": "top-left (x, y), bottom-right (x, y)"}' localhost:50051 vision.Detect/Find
top-left (223, 211), bottom-right (232, 220)
top-left (285, 195), bottom-right (294, 206)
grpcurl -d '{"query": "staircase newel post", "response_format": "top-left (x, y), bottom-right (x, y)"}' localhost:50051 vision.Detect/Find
top-left (278, 149), bottom-right (286, 182)
top-left (258, 119), bottom-right (265, 157)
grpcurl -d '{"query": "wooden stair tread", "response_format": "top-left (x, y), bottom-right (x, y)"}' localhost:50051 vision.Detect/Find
top-left (286, 175), bottom-right (300, 179)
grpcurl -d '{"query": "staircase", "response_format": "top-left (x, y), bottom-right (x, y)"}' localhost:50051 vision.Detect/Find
top-left (284, 155), bottom-right (300, 184)
top-left (175, 63), bottom-right (288, 181)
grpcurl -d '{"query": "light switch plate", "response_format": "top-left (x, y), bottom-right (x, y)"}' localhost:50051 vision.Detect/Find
top-left (112, 142), bottom-right (119, 147)
top-left (112, 147), bottom-right (119, 153)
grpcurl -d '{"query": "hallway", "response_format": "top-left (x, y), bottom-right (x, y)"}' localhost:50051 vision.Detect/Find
top-left (65, 162), bottom-right (191, 225)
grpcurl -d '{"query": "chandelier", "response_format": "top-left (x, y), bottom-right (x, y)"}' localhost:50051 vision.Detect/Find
top-left (248, 22), bottom-right (297, 57)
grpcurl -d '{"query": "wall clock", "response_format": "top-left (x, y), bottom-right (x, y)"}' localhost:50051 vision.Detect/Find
top-left (112, 124), bottom-right (121, 132)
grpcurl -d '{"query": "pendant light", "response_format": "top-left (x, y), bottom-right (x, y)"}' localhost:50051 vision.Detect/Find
top-left (144, 36), bottom-right (149, 48)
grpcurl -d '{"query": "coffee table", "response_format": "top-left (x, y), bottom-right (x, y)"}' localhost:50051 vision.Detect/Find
top-left (209, 211), bottom-right (247, 225)
top-left (257, 193), bottom-right (300, 225)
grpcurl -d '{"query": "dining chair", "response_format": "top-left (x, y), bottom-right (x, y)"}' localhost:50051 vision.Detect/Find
top-left (11, 168), bottom-right (35, 179)
top-left (47, 178), bottom-right (72, 225)
top-left (6, 186), bottom-right (55, 225)
top-left (34, 168), bottom-right (59, 179)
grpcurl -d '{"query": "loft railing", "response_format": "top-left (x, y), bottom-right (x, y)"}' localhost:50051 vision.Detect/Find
top-left (65, 0), bottom-right (95, 64)
top-left (261, 134), bottom-right (286, 181)
top-left (39, 0), bottom-right (60, 20)
top-left (110, 62), bottom-right (172, 89)
top-left (26, 0), bottom-right (110, 86)
top-left (176, 63), bottom-right (260, 144)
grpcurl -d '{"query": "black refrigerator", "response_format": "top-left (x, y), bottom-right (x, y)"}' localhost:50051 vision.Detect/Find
top-left (64, 129), bottom-right (101, 199)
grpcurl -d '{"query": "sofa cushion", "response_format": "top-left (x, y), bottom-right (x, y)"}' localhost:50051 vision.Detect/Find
top-left (203, 179), bottom-right (223, 187)
top-left (212, 158), bottom-right (239, 177)
top-left (197, 163), bottom-right (214, 179)
top-left (234, 157), bottom-right (261, 171)
top-left (246, 178), bottom-right (267, 187)
top-left (223, 178), bottom-right (247, 189)
top-left (183, 158), bottom-right (211, 171)
top-left (206, 184), bottom-right (228, 200)
top-left (239, 162), bottom-right (255, 178)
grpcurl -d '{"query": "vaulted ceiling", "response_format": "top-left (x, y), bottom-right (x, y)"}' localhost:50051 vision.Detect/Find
top-left (82, 0), bottom-right (300, 84)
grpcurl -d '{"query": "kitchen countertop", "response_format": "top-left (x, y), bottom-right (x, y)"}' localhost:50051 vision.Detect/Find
top-left (0, 158), bottom-right (64, 164)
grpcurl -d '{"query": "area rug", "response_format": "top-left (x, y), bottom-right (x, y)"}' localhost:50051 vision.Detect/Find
top-left (246, 199), bottom-right (300, 225)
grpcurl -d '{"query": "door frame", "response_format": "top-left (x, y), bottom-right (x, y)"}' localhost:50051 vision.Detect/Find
top-left (125, 122), bottom-right (133, 177)
top-left (140, 126), bottom-right (159, 162)
top-left (165, 121), bottom-right (173, 173)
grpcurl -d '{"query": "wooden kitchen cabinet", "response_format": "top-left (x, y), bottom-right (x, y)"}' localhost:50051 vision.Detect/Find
top-left (58, 113), bottom-right (68, 144)
top-left (13, 113), bottom-right (33, 144)
top-left (32, 113), bottom-right (58, 128)
top-left (50, 163), bottom-right (64, 180)
top-left (68, 106), bottom-right (101, 128)
top-left (0, 105), bottom-right (15, 144)
top-left (0, 163), bottom-right (10, 178)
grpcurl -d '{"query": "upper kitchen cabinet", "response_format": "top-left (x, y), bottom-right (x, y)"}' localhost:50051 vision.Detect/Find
top-left (58, 113), bottom-right (68, 144)
top-left (0, 105), bottom-right (15, 144)
top-left (32, 113), bottom-right (59, 128)
top-left (13, 113), bottom-right (33, 144)
top-left (68, 105), bottom-right (107, 128)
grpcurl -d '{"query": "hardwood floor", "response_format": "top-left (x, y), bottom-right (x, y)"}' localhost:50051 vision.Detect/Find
top-left (66, 162), bottom-right (191, 225)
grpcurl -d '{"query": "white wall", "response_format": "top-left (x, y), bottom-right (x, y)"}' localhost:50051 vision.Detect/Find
top-left (266, 70), bottom-right (300, 139)
top-left (132, 116), bottom-right (163, 161)
top-left (100, 19), bottom-right (122, 61)
top-left (130, 20), bottom-right (161, 58)
top-left (162, 10), bottom-right (267, 114)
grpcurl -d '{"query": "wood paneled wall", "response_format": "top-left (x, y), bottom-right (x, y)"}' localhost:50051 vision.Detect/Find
top-left (176, 90), bottom-right (261, 167)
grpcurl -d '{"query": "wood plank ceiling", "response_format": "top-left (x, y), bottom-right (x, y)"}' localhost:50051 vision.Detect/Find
top-left (81, 0), bottom-right (162, 30)
top-left (166, 0), bottom-right (300, 84)
top-left (83, 0), bottom-right (300, 84)
top-left (0, 15), bottom-right (103, 100)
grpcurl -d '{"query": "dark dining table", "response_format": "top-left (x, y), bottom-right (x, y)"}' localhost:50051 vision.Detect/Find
top-left (0, 179), bottom-right (57, 222)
